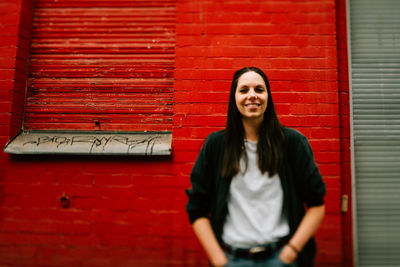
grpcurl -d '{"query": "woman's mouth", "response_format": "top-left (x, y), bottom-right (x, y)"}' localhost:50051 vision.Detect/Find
top-left (245, 103), bottom-right (260, 107)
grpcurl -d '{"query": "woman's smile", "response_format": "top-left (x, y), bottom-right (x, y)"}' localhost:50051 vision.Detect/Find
top-left (245, 103), bottom-right (261, 107)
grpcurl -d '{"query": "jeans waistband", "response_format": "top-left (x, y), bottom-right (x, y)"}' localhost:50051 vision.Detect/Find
top-left (222, 236), bottom-right (290, 260)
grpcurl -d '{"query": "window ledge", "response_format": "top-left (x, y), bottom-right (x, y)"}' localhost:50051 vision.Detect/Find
top-left (4, 130), bottom-right (172, 156)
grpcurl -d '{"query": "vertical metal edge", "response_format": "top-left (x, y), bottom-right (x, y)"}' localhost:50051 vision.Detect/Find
top-left (346, 0), bottom-right (359, 266)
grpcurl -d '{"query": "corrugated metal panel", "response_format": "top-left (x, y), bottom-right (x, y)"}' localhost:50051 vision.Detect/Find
top-left (24, 0), bottom-right (175, 131)
top-left (349, 0), bottom-right (400, 266)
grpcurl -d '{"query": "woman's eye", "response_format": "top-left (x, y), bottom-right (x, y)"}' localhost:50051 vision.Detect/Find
top-left (255, 87), bottom-right (265, 92)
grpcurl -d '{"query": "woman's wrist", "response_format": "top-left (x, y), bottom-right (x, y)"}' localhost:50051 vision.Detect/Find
top-left (286, 242), bottom-right (300, 255)
top-left (279, 244), bottom-right (298, 264)
top-left (210, 252), bottom-right (227, 267)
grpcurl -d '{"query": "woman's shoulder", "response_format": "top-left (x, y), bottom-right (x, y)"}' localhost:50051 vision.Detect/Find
top-left (197, 130), bottom-right (225, 158)
top-left (196, 130), bottom-right (225, 153)
top-left (282, 127), bottom-right (309, 148)
top-left (282, 126), bottom-right (305, 139)
top-left (205, 129), bottom-right (225, 144)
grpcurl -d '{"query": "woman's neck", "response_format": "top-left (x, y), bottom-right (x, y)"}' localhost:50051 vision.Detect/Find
top-left (242, 117), bottom-right (262, 142)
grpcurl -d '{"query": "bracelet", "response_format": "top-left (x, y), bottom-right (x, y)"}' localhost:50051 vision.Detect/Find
top-left (287, 243), bottom-right (300, 254)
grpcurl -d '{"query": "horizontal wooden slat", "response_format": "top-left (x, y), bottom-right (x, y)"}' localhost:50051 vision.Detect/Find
top-left (29, 69), bottom-right (174, 79)
top-left (35, 1), bottom-right (176, 8)
top-left (31, 39), bottom-right (175, 45)
top-left (23, 123), bottom-right (173, 131)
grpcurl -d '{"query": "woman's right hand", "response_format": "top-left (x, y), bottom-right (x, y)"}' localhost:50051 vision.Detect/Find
top-left (210, 252), bottom-right (228, 267)
top-left (192, 218), bottom-right (228, 267)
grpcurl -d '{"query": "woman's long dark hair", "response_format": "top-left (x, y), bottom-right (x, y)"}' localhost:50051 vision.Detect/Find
top-left (221, 67), bottom-right (285, 179)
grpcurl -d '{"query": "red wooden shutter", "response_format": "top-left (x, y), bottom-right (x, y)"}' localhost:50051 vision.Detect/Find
top-left (24, 0), bottom-right (175, 132)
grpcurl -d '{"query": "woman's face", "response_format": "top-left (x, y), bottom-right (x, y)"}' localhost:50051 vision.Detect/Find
top-left (235, 71), bottom-right (268, 122)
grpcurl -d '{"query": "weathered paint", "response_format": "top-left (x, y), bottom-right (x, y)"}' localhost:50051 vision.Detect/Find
top-left (4, 131), bottom-right (172, 155)
top-left (24, 0), bottom-right (176, 131)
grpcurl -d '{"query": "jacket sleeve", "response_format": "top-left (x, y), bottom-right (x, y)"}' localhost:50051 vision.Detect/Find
top-left (185, 134), bottom-right (216, 224)
top-left (291, 131), bottom-right (326, 207)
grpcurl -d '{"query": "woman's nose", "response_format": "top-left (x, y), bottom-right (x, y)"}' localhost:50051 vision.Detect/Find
top-left (247, 89), bottom-right (257, 99)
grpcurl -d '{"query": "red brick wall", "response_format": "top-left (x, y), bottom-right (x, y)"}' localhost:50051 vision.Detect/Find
top-left (0, 0), bottom-right (32, 139)
top-left (0, 0), bottom-right (349, 266)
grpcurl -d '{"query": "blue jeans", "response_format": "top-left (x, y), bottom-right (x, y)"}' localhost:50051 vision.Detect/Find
top-left (224, 246), bottom-right (297, 267)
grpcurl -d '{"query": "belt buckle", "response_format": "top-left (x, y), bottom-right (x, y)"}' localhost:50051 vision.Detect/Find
top-left (249, 246), bottom-right (266, 255)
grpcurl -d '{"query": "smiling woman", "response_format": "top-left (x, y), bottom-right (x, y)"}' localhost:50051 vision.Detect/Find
top-left (186, 67), bottom-right (326, 267)
top-left (235, 71), bottom-right (269, 132)
top-left (223, 67), bottom-right (284, 179)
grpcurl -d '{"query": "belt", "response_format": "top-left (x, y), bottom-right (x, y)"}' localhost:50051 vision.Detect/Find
top-left (222, 236), bottom-right (290, 260)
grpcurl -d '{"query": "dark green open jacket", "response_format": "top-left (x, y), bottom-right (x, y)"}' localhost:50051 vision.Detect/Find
top-left (186, 127), bottom-right (326, 267)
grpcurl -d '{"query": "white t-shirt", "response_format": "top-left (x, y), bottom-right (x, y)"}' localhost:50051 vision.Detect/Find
top-left (222, 139), bottom-right (289, 248)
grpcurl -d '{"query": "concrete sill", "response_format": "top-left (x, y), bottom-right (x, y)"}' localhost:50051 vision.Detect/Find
top-left (4, 130), bottom-right (172, 156)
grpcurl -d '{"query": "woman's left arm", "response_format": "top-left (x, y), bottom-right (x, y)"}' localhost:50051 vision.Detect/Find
top-left (279, 204), bottom-right (325, 264)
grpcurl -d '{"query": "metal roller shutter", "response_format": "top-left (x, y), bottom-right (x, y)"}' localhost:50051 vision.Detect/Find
top-left (349, 0), bottom-right (400, 266)
top-left (24, 0), bottom-right (175, 132)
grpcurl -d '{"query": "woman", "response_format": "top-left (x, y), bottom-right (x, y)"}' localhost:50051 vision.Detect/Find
top-left (186, 67), bottom-right (326, 267)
